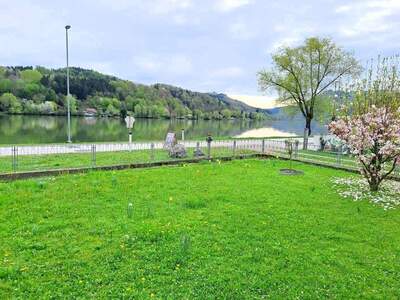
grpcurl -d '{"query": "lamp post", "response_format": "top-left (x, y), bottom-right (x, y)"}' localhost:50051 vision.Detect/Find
top-left (65, 25), bottom-right (72, 143)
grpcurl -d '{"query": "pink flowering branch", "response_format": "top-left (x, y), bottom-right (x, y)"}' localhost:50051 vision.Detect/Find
top-left (329, 106), bottom-right (400, 191)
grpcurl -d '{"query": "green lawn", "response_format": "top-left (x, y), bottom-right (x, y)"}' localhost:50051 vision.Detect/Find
top-left (296, 150), bottom-right (400, 176)
top-left (1, 159), bottom-right (399, 298)
top-left (0, 147), bottom-right (254, 174)
top-left (296, 150), bottom-right (358, 168)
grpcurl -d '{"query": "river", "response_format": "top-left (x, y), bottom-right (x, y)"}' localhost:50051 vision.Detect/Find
top-left (0, 114), bottom-right (327, 145)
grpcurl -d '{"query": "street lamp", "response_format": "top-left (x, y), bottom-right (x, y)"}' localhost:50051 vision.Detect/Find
top-left (65, 25), bottom-right (72, 143)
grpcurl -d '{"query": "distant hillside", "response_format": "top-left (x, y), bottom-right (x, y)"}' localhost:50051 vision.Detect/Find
top-left (264, 107), bottom-right (282, 115)
top-left (0, 66), bottom-right (265, 120)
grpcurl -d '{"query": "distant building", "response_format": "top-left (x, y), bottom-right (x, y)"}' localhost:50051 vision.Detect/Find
top-left (84, 108), bottom-right (97, 117)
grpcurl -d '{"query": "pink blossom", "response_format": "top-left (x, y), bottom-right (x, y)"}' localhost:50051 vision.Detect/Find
top-left (329, 107), bottom-right (400, 191)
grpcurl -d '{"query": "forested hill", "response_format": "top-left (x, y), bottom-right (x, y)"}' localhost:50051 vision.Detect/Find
top-left (0, 66), bottom-right (265, 120)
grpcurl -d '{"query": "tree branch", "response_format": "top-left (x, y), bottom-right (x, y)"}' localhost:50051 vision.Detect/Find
top-left (316, 64), bottom-right (355, 95)
top-left (381, 158), bottom-right (398, 181)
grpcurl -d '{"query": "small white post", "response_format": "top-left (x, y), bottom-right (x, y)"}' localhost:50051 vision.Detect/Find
top-left (125, 116), bottom-right (135, 152)
top-left (181, 128), bottom-right (185, 141)
top-left (129, 131), bottom-right (132, 152)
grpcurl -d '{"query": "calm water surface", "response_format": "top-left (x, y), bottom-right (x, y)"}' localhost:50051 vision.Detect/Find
top-left (0, 115), bottom-right (326, 145)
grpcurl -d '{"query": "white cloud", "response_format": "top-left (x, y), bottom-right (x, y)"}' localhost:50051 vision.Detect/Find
top-left (229, 22), bottom-right (257, 40)
top-left (133, 54), bottom-right (192, 75)
top-left (268, 36), bottom-right (302, 52)
top-left (133, 55), bottom-right (161, 72)
top-left (79, 61), bottom-right (115, 75)
top-left (215, 0), bottom-right (252, 12)
top-left (99, 0), bottom-right (192, 14)
top-left (267, 14), bottom-right (316, 53)
top-left (169, 55), bottom-right (193, 74)
top-left (336, 0), bottom-right (400, 38)
top-left (0, 0), bottom-right (67, 65)
top-left (210, 67), bottom-right (244, 78)
top-left (152, 0), bottom-right (193, 15)
top-left (2, 0), bottom-right (400, 97)
top-left (335, 5), bottom-right (351, 13)
top-left (366, 0), bottom-right (400, 10)
top-left (100, 0), bottom-right (132, 11)
top-left (173, 14), bottom-right (188, 25)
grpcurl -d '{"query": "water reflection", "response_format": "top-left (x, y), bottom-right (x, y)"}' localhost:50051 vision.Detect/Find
top-left (235, 128), bottom-right (297, 138)
top-left (0, 115), bottom-right (326, 145)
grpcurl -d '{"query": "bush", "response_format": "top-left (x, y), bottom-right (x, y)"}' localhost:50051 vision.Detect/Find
top-left (20, 69), bottom-right (42, 83)
top-left (0, 92), bottom-right (22, 113)
top-left (0, 79), bottom-right (13, 93)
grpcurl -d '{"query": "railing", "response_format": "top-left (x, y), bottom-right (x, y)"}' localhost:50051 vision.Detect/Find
top-left (0, 139), bottom-right (265, 174)
top-left (1, 138), bottom-right (399, 179)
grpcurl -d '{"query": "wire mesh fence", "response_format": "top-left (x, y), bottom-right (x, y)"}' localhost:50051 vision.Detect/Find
top-left (1, 138), bottom-right (399, 179)
top-left (0, 139), bottom-right (262, 174)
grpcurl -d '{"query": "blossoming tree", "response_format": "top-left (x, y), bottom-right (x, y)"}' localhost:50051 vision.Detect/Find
top-left (329, 56), bottom-right (400, 192)
top-left (329, 107), bottom-right (400, 191)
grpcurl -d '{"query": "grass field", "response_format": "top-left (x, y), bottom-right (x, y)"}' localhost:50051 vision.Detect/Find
top-left (0, 147), bottom-right (254, 174)
top-left (1, 159), bottom-right (399, 298)
top-left (297, 150), bottom-right (358, 168)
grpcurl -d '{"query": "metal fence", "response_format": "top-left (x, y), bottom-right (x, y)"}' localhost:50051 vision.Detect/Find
top-left (1, 138), bottom-right (399, 178)
top-left (0, 139), bottom-right (266, 174)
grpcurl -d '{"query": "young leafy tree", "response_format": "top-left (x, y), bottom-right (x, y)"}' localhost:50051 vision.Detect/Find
top-left (258, 37), bottom-right (360, 138)
top-left (0, 93), bottom-right (22, 113)
top-left (20, 69), bottom-right (43, 83)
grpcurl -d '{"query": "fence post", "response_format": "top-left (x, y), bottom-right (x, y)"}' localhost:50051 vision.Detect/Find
top-left (194, 142), bottom-right (201, 158)
top-left (91, 144), bottom-right (96, 168)
top-left (150, 143), bottom-right (155, 161)
top-left (206, 134), bottom-right (213, 159)
top-left (12, 146), bottom-right (18, 173)
top-left (336, 144), bottom-right (342, 166)
top-left (294, 140), bottom-right (299, 158)
top-left (233, 140), bottom-right (236, 157)
top-left (261, 139), bottom-right (265, 154)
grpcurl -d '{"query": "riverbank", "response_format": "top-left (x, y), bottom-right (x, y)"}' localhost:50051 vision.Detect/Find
top-left (0, 111), bottom-right (267, 121)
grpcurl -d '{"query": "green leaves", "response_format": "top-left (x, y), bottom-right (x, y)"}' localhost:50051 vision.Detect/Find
top-left (20, 69), bottom-right (42, 84)
top-left (258, 37), bottom-right (361, 134)
top-left (0, 93), bottom-right (22, 113)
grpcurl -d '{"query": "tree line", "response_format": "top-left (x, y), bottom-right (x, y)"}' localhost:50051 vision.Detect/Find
top-left (0, 66), bottom-right (265, 120)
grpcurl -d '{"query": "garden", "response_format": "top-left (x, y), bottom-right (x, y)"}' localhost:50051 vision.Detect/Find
top-left (1, 36), bottom-right (400, 299)
top-left (1, 159), bottom-right (400, 298)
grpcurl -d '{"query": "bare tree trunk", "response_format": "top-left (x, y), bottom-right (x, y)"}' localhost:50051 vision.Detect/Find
top-left (303, 128), bottom-right (308, 150)
top-left (369, 176), bottom-right (380, 192)
top-left (303, 116), bottom-right (312, 150)
top-left (306, 117), bottom-right (312, 136)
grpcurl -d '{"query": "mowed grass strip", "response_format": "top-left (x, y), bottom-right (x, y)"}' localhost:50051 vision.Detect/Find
top-left (0, 147), bottom-right (254, 174)
top-left (0, 159), bottom-right (399, 298)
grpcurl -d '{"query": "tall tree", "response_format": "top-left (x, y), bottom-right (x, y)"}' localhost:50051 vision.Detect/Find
top-left (258, 37), bottom-right (360, 137)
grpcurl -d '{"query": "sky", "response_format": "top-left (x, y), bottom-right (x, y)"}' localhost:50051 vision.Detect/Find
top-left (1, 0), bottom-right (400, 108)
